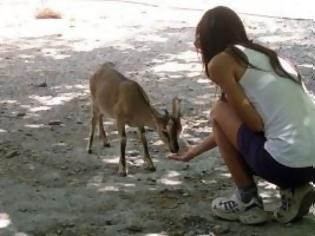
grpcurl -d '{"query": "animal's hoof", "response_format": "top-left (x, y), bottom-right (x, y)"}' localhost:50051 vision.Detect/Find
top-left (118, 170), bottom-right (127, 177)
top-left (104, 143), bottom-right (111, 148)
top-left (146, 166), bottom-right (156, 172)
top-left (87, 149), bottom-right (92, 154)
top-left (118, 165), bottom-right (127, 177)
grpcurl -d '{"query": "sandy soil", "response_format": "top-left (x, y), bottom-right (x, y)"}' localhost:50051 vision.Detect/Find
top-left (0, 0), bottom-right (315, 235)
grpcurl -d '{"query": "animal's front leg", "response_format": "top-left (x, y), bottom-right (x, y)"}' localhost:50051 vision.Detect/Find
top-left (117, 121), bottom-right (127, 176)
top-left (138, 127), bottom-right (156, 171)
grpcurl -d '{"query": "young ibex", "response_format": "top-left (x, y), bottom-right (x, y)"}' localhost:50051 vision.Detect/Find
top-left (87, 63), bottom-right (182, 176)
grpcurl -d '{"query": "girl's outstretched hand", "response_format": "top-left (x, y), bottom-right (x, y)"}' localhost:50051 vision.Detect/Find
top-left (168, 147), bottom-right (196, 162)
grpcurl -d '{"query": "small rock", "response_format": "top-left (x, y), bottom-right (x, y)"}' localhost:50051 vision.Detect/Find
top-left (128, 150), bottom-right (139, 157)
top-left (36, 81), bottom-right (48, 88)
top-left (183, 175), bottom-right (193, 180)
top-left (61, 222), bottom-right (75, 228)
top-left (147, 177), bottom-right (156, 183)
top-left (5, 150), bottom-right (18, 159)
top-left (182, 164), bottom-right (190, 170)
top-left (105, 220), bottom-right (113, 225)
top-left (126, 225), bottom-right (143, 233)
top-left (16, 112), bottom-right (26, 117)
top-left (18, 208), bottom-right (28, 213)
top-left (48, 120), bottom-right (62, 126)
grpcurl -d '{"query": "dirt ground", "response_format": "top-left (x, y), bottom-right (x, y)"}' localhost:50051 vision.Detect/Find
top-left (0, 0), bottom-right (315, 235)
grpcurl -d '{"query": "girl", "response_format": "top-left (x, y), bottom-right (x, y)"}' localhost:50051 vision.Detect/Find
top-left (170, 6), bottom-right (315, 225)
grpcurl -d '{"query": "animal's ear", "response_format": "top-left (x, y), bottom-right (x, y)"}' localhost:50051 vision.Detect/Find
top-left (172, 97), bottom-right (181, 119)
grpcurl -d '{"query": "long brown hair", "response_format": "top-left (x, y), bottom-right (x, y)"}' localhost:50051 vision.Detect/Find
top-left (195, 6), bottom-right (302, 85)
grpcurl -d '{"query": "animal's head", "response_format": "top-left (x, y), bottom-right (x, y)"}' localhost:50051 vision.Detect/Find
top-left (156, 97), bottom-right (182, 153)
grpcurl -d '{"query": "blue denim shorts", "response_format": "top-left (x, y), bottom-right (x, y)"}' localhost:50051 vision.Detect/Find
top-left (237, 124), bottom-right (315, 188)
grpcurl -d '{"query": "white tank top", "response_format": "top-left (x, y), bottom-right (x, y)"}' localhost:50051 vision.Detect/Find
top-left (236, 45), bottom-right (315, 168)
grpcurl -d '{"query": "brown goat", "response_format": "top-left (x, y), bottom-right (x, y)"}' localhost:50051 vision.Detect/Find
top-left (87, 63), bottom-right (182, 176)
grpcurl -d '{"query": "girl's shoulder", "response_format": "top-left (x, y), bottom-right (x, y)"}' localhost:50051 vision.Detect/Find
top-left (208, 51), bottom-right (235, 72)
top-left (208, 51), bottom-right (245, 82)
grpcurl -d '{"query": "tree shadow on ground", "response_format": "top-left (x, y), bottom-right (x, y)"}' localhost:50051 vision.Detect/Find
top-left (0, 11), bottom-right (314, 236)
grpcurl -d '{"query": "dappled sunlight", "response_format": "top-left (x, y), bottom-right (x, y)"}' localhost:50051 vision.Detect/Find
top-left (138, 34), bottom-right (168, 43)
top-left (97, 182), bottom-right (137, 193)
top-left (159, 170), bottom-right (182, 186)
top-left (150, 49), bottom-right (202, 78)
top-left (0, 213), bottom-right (28, 236)
top-left (299, 63), bottom-right (315, 70)
top-left (18, 54), bottom-right (35, 60)
top-left (40, 48), bottom-right (71, 60)
top-left (159, 178), bottom-right (181, 186)
top-left (101, 155), bottom-right (120, 165)
top-left (98, 185), bottom-right (120, 192)
top-left (24, 123), bottom-right (46, 129)
top-left (52, 142), bottom-right (67, 147)
top-left (219, 173), bottom-right (232, 178)
top-left (51, 84), bottom-right (89, 95)
top-left (152, 140), bottom-right (164, 146)
top-left (110, 43), bottom-right (139, 51)
top-left (0, 129), bottom-right (8, 134)
top-left (24, 89), bottom-right (85, 115)
top-left (259, 34), bottom-right (303, 44)
top-left (197, 78), bottom-right (210, 84)
top-left (154, 50), bottom-right (201, 65)
top-left (158, 74), bottom-right (182, 80)
top-left (145, 233), bottom-right (168, 236)
top-left (186, 71), bottom-right (202, 77)
top-left (0, 99), bottom-right (19, 105)
top-left (152, 61), bottom-right (193, 73)
top-left (0, 213), bottom-right (11, 229)
top-left (29, 92), bottom-right (81, 106)
top-left (192, 93), bottom-right (212, 107)
top-left (29, 106), bottom-right (51, 113)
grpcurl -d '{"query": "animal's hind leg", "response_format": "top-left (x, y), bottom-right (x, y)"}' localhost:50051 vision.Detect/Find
top-left (87, 109), bottom-right (98, 154)
top-left (117, 120), bottom-right (127, 177)
top-left (98, 114), bottom-right (110, 147)
top-left (138, 127), bottom-right (156, 171)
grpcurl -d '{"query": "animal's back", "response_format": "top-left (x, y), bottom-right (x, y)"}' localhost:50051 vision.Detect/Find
top-left (89, 63), bottom-right (152, 123)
